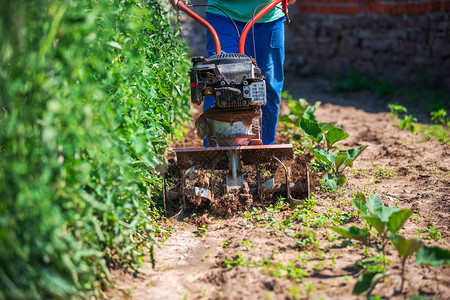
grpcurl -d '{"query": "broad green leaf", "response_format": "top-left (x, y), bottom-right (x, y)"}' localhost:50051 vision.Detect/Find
top-left (302, 106), bottom-right (317, 121)
top-left (353, 271), bottom-right (383, 295)
top-left (325, 127), bottom-right (349, 148)
top-left (351, 193), bottom-right (368, 215)
top-left (363, 215), bottom-right (385, 233)
top-left (366, 195), bottom-right (383, 214)
top-left (390, 234), bottom-right (423, 259)
top-left (321, 173), bottom-right (339, 191)
top-left (309, 148), bottom-right (334, 166)
top-left (386, 209), bottom-right (412, 233)
top-left (331, 226), bottom-right (369, 244)
top-left (300, 118), bottom-right (323, 143)
top-left (416, 246), bottom-right (450, 267)
top-left (334, 153), bottom-right (347, 171)
top-left (376, 206), bottom-right (401, 223)
top-left (319, 122), bottom-right (338, 131)
top-left (343, 145), bottom-right (369, 167)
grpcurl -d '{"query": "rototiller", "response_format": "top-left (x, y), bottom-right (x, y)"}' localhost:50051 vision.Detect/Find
top-left (164, 0), bottom-right (309, 211)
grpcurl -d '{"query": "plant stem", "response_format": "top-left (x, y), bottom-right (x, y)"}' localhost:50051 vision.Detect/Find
top-left (400, 257), bottom-right (406, 292)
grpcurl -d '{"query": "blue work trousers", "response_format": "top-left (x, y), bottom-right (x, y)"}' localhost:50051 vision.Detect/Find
top-left (203, 12), bottom-right (285, 146)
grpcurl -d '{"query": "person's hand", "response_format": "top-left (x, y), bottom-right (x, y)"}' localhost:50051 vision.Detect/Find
top-left (287, 0), bottom-right (297, 4)
top-left (170, 0), bottom-right (182, 10)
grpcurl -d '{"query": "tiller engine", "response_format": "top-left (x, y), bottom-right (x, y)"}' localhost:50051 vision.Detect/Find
top-left (164, 0), bottom-right (308, 212)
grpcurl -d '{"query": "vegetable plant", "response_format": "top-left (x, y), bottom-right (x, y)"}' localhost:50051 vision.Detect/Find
top-left (298, 107), bottom-right (367, 191)
top-left (332, 193), bottom-right (450, 295)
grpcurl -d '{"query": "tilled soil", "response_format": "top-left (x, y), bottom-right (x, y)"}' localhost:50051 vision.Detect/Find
top-left (108, 76), bottom-right (449, 300)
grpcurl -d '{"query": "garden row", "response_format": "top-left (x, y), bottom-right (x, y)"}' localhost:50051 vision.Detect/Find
top-left (0, 0), bottom-right (190, 298)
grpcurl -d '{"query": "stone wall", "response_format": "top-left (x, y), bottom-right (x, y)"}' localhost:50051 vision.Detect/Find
top-left (285, 7), bottom-right (450, 89)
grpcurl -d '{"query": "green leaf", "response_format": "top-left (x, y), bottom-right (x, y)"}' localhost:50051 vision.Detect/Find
top-left (351, 193), bottom-right (368, 215)
top-left (300, 118), bottom-right (323, 143)
top-left (353, 271), bottom-right (383, 295)
top-left (390, 234), bottom-right (423, 259)
top-left (363, 215), bottom-right (385, 234)
top-left (321, 173), bottom-right (338, 191)
top-left (334, 153), bottom-right (347, 171)
top-left (302, 106), bottom-right (317, 121)
top-left (309, 148), bottom-right (334, 167)
top-left (376, 206), bottom-right (401, 224)
top-left (366, 195), bottom-right (383, 214)
top-left (325, 127), bottom-right (349, 148)
top-left (386, 209), bottom-right (412, 233)
top-left (416, 246), bottom-right (450, 267)
top-left (331, 226), bottom-right (369, 244)
top-left (343, 145), bottom-right (368, 167)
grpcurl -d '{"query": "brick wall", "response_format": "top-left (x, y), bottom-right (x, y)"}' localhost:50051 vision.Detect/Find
top-left (296, 0), bottom-right (450, 15)
top-left (286, 2), bottom-right (450, 89)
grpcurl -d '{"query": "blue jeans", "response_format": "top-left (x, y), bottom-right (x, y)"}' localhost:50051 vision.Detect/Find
top-left (203, 12), bottom-right (285, 146)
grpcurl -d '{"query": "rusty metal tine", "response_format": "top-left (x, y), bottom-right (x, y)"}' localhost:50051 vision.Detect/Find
top-left (181, 166), bottom-right (195, 207)
top-left (306, 163), bottom-right (311, 201)
top-left (256, 164), bottom-right (262, 202)
top-left (272, 156), bottom-right (291, 204)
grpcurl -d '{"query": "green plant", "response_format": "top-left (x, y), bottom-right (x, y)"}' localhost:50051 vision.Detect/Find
top-left (297, 107), bottom-right (367, 191)
top-left (388, 104), bottom-right (408, 119)
top-left (332, 193), bottom-right (450, 295)
top-left (0, 0), bottom-right (190, 298)
top-left (398, 115), bottom-right (419, 134)
top-left (197, 224), bottom-right (207, 235)
top-left (374, 167), bottom-right (395, 179)
top-left (416, 226), bottom-right (442, 241)
top-left (430, 109), bottom-right (448, 127)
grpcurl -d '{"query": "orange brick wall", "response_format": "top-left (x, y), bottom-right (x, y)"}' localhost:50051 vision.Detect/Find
top-left (296, 0), bottom-right (450, 15)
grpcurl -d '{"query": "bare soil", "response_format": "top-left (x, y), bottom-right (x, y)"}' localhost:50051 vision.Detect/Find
top-left (108, 76), bottom-right (450, 300)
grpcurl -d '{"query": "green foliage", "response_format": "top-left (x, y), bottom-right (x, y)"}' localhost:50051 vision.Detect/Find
top-left (353, 272), bottom-right (383, 295)
top-left (332, 71), bottom-right (395, 97)
top-left (293, 106), bottom-right (368, 191)
top-left (430, 109), bottom-right (448, 126)
top-left (388, 103), bottom-right (408, 118)
top-left (331, 226), bottom-right (369, 245)
top-left (415, 246), bottom-right (450, 267)
top-left (0, 0), bottom-right (190, 298)
top-left (334, 193), bottom-right (450, 295)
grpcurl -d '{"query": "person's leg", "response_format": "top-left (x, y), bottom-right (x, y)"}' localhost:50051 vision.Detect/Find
top-left (245, 17), bottom-right (285, 145)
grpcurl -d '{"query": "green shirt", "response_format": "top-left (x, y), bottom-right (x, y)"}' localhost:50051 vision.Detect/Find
top-left (205, 0), bottom-right (285, 23)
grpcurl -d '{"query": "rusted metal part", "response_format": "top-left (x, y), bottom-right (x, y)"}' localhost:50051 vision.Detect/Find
top-left (173, 144), bottom-right (293, 170)
top-left (273, 156), bottom-right (303, 205)
top-left (306, 163), bottom-right (311, 201)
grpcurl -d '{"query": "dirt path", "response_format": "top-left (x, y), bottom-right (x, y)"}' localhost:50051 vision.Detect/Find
top-left (109, 76), bottom-right (449, 300)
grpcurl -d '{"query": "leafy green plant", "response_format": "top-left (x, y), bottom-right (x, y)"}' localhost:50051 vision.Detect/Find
top-left (398, 115), bottom-right (419, 134)
top-left (295, 107), bottom-right (367, 191)
top-left (197, 224), bottom-right (207, 235)
top-left (332, 193), bottom-right (450, 295)
top-left (430, 109), bottom-right (448, 127)
top-left (0, 0), bottom-right (190, 298)
top-left (388, 104), bottom-right (408, 119)
top-left (416, 226), bottom-right (442, 241)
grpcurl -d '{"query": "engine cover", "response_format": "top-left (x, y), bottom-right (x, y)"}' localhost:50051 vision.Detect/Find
top-left (190, 53), bottom-right (266, 108)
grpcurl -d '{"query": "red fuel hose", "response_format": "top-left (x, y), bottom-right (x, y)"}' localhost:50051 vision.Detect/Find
top-left (177, 1), bottom-right (221, 54)
top-left (238, 0), bottom-right (284, 54)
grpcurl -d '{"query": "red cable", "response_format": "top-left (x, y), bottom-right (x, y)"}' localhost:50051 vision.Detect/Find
top-left (178, 1), bottom-right (221, 54)
top-left (238, 0), bottom-right (283, 54)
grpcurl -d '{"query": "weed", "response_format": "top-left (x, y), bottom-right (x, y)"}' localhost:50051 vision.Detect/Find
top-left (197, 224), bottom-right (207, 235)
top-left (388, 104), bottom-right (408, 119)
top-left (374, 167), bottom-right (395, 179)
top-left (416, 226), bottom-right (442, 241)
